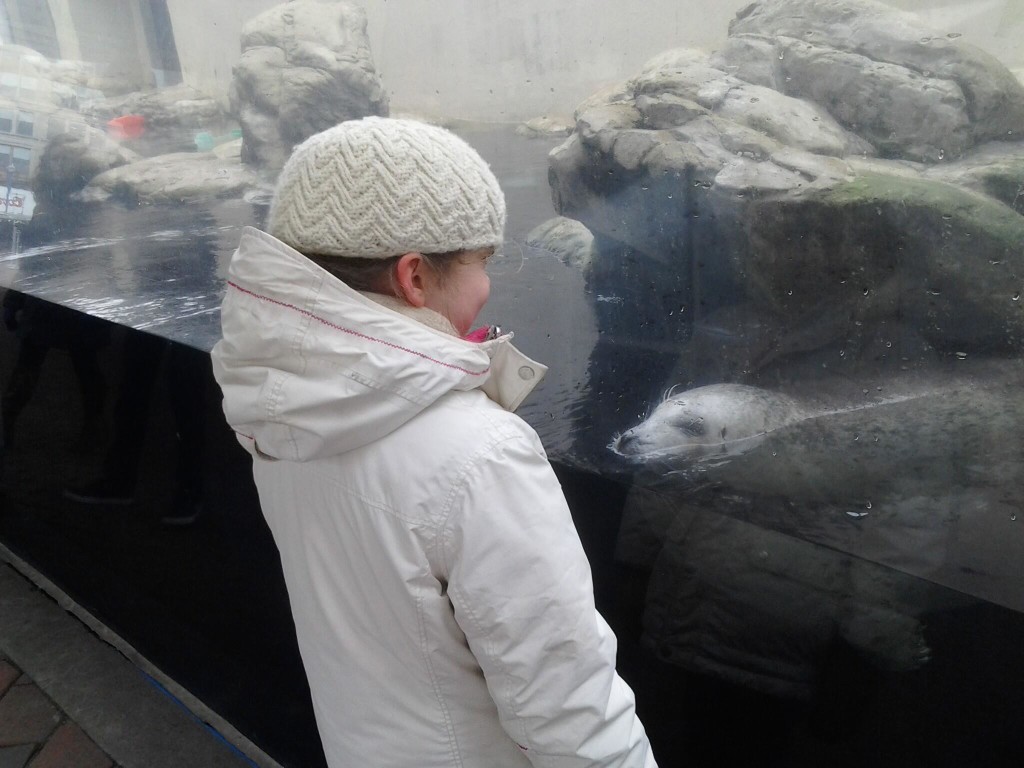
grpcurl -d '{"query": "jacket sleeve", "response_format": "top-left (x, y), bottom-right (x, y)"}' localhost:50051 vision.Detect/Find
top-left (442, 432), bottom-right (657, 768)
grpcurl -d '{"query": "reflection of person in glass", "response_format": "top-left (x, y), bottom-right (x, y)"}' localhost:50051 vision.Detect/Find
top-left (212, 118), bottom-right (656, 768)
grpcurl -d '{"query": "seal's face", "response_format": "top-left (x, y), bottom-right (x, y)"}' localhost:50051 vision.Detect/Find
top-left (611, 383), bottom-right (804, 464)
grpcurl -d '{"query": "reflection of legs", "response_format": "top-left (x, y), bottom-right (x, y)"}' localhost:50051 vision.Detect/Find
top-left (102, 332), bottom-right (165, 490)
top-left (65, 331), bottom-right (164, 504)
top-left (162, 344), bottom-right (209, 525)
top-left (68, 344), bottom-right (106, 451)
top-left (1, 340), bottom-right (48, 448)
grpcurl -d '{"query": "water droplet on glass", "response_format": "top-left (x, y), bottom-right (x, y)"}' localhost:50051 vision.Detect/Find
top-left (778, 50), bottom-right (785, 60)
top-left (862, 288), bottom-right (870, 296)
top-left (812, 116), bottom-right (820, 121)
top-left (771, 450), bottom-right (777, 457)
top-left (886, 341), bottom-right (893, 348)
top-left (847, 510), bottom-right (869, 518)
top-left (866, 501), bottom-right (873, 509)
top-left (955, 351), bottom-right (968, 360)
top-left (785, 76), bottom-right (792, 82)
top-left (947, 32), bottom-right (962, 39)
top-left (853, 433), bottom-right (860, 441)
top-left (750, 97), bottom-right (760, 103)
top-left (1013, 293), bottom-right (1020, 302)
top-left (920, 36), bottom-right (932, 43)
top-left (862, 388), bottom-right (869, 395)
top-left (787, 289), bottom-right (793, 296)
top-left (1012, 513), bottom-right (1018, 521)
top-left (941, 213), bottom-right (953, 220)
top-left (938, 148), bottom-right (946, 160)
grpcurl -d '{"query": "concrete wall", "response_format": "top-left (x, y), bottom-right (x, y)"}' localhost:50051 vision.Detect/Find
top-left (162, 0), bottom-right (1024, 122)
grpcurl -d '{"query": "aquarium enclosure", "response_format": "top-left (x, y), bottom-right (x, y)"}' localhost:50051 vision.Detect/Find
top-left (1, 1), bottom-right (1023, 765)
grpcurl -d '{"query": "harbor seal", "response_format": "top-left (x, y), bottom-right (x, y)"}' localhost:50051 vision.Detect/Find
top-left (611, 383), bottom-right (808, 465)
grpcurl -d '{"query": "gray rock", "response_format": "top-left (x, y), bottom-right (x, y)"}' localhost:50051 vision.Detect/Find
top-left (33, 132), bottom-right (139, 202)
top-left (925, 141), bottom-right (1024, 215)
top-left (75, 151), bottom-right (262, 205)
top-left (515, 116), bottom-right (573, 138)
top-left (548, 0), bottom-right (1024, 359)
top-left (573, 81), bottom-right (634, 120)
top-left (81, 84), bottom-right (226, 130)
top-left (229, 0), bottom-right (389, 169)
top-left (525, 217), bottom-right (595, 271)
top-left (636, 94), bottom-right (709, 130)
top-left (728, 0), bottom-right (1024, 158)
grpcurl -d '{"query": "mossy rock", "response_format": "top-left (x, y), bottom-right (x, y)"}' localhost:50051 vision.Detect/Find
top-left (743, 173), bottom-right (1024, 353)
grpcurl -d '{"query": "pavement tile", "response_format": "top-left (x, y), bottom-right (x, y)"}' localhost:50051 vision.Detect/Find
top-left (0, 663), bottom-right (17, 697)
top-left (28, 723), bottom-right (111, 768)
top-left (0, 744), bottom-right (36, 768)
top-left (0, 684), bottom-right (60, 747)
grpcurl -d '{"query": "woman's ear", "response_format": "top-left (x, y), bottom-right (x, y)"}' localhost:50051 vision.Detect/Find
top-left (393, 252), bottom-right (431, 307)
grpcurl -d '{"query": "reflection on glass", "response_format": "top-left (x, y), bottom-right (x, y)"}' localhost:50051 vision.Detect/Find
top-left (0, 1), bottom-right (1022, 766)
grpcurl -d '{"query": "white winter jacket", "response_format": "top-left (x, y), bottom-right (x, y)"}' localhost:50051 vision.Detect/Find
top-left (212, 228), bottom-right (656, 768)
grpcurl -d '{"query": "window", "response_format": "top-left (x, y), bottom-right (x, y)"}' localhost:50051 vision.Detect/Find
top-left (0, 145), bottom-right (30, 184)
top-left (11, 147), bottom-right (30, 179)
top-left (15, 111), bottom-right (32, 137)
top-left (0, 72), bottom-right (17, 96)
top-left (0, 108), bottom-right (12, 133)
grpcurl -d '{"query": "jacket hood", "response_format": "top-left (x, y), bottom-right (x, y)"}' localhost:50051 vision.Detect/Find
top-left (212, 228), bottom-right (546, 461)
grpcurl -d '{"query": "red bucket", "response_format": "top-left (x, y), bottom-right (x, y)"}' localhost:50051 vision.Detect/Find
top-left (107, 114), bottom-right (146, 140)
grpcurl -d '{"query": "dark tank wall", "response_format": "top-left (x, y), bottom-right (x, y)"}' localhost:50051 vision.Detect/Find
top-left (2, 1), bottom-right (1024, 767)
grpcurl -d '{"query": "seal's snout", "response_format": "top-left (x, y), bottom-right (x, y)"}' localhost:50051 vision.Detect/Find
top-left (610, 429), bottom-right (644, 457)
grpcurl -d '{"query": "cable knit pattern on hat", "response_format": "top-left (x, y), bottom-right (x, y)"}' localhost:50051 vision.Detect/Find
top-left (268, 117), bottom-right (506, 259)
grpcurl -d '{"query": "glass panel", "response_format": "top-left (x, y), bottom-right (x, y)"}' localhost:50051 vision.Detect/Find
top-left (0, 2), bottom-right (1022, 767)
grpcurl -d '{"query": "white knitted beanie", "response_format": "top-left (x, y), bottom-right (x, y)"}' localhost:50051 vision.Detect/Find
top-left (268, 117), bottom-right (506, 258)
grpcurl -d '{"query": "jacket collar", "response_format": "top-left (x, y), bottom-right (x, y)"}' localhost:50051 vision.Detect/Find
top-left (213, 228), bottom-right (546, 461)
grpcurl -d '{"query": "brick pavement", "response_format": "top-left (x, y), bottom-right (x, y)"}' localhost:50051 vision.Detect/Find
top-left (0, 655), bottom-right (116, 768)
